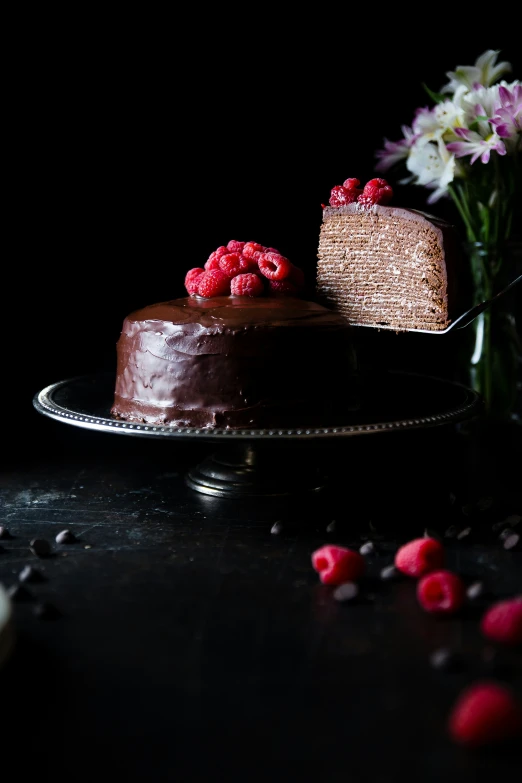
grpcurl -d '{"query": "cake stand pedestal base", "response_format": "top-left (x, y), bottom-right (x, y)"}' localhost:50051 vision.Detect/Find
top-left (185, 442), bottom-right (325, 498)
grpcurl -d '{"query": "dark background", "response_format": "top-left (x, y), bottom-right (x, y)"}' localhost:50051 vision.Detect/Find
top-left (9, 21), bottom-right (522, 460)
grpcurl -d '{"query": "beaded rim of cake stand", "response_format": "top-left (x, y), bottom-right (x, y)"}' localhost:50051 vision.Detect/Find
top-left (33, 374), bottom-right (484, 441)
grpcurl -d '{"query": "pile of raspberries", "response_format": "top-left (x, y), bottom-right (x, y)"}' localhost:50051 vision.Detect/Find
top-left (324, 177), bottom-right (393, 208)
top-left (185, 240), bottom-right (305, 299)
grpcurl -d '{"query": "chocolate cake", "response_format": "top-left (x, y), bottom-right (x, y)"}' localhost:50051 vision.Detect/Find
top-left (111, 296), bottom-right (359, 429)
top-left (316, 203), bottom-right (464, 332)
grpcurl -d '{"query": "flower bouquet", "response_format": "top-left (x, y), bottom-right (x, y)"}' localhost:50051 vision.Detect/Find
top-left (375, 49), bottom-right (522, 424)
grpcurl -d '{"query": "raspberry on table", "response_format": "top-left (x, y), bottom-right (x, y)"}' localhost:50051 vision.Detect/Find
top-left (311, 544), bottom-right (366, 585)
top-left (416, 569), bottom-right (466, 614)
top-left (197, 269), bottom-right (231, 298)
top-left (448, 681), bottom-right (522, 748)
top-left (185, 267), bottom-right (205, 295)
top-left (230, 272), bottom-right (265, 297)
top-left (257, 252), bottom-right (292, 280)
top-left (480, 597), bottom-right (522, 646)
top-left (394, 537), bottom-right (445, 578)
top-left (358, 177), bottom-right (394, 206)
top-left (205, 245), bottom-right (230, 270)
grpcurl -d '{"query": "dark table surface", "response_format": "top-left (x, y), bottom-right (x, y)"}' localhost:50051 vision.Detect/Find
top-left (1, 387), bottom-right (521, 783)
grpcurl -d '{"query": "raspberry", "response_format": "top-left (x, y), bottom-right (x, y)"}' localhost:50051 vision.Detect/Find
top-left (448, 681), bottom-right (522, 748)
top-left (257, 252), bottom-right (292, 281)
top-left (242, 241), bottom-right (265, 261)
top-left (342, 177), bottom-right (362, 191)
top-left (480, 597), bottom-right (522, 646)
top-left (288, 264), bottom-right (305, 288)
top-left (358, 177), bottom-right (394, 206)
top-left (205, 245), bottom-right (229, 270)
top-left (311, 544), bottom-right (366, 586)
top-left (184, 267), bottom-right (205, 295)
top-left (329, 184), bottom-right (361, 208)
top-left (394, 537), bottom-right (445, 578)
top-left (197, 269), bottom-right (231, 298)
top-left (226, 240), bottom-right (246, 253)
top-left (267, 279), bottom-right (298, 296)
top-left (417, 570), bottom-right (466, 614)
top-left (218, 252), bottom-right (251, 278)
top-left (230, 272), bottom-right (265, 297)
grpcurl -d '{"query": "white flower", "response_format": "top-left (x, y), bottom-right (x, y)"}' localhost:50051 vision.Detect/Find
top-left (406, 138), bottom-right (456, 203)
top-left (441, 49), bottom-right (512, 94)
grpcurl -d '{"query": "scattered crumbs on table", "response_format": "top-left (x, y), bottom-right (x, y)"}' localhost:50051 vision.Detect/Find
top-left (33, 602), bottom-right (61, 620)
top-left (359, 541), bottom-right (374, 556)
top-left (326, 520), bottom-right (336, 533)
top-left (503, 532), bottom-right (520, 551)
top-left (0, 526), bottom-right (12, 539)
top-left (429, 647), bottom-right (463, 672)
top-left (380, 564), bottom-right (398, 581)
top-left (457, 526), bottom-right (472, 540)
top-left (270, 522), bottom-right (283, 536)
top-left (466, 581), bottom-right (484, 600)
top-left (333, 582), bottom-right (359, 602)
top-left (444, 525), bottom-right (459, 539)
top-left (7, 584), bottom-right (34, 602)
top-left (29, 538), bottom-right (51, 558)
top-left (19, 565), bottom-right (44, 583)
top-left (55, 529), bottom-right (77, 544)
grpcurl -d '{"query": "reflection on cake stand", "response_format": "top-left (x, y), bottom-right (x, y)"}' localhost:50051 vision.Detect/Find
top-left (33, 372), bottom-right (483, 498)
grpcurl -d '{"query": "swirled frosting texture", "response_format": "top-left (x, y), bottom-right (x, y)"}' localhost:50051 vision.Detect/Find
top-left (111, 296), bottom-right (359, 428)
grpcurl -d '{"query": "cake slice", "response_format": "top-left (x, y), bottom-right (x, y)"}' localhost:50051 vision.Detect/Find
top-left (316, 202), bottom-right (464, 332)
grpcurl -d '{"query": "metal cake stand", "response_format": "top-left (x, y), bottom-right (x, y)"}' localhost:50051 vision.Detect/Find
top-left (33, 371), bottom-right (483, 498)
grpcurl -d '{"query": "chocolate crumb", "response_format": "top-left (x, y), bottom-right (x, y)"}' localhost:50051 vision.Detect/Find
top-left (0, 525), bottom-right (12, 539)
top-left (33, 602), bottom-right (61, 620)
top-left (503, 532), bottom-right (520, 551)
top-left (326, 520), bottom-right (336, 533)
top-left (7, 584), bottom-right (34, 602)
top-left (55, 529), bottom-right (76, 544)
top-left (457, 526), bottom-right (472, 540)
top-left (29, 538), bottom-right (51, 558)
top-left (270, 522), bottom-right (283, 536)
top-left (466, 581), bottom-right (484, 600)
top-left (430, 647), bottom-right (463, 672)
top-left (380, 564), bottom-right (398, 581)
top-left (359, 541), bottom-right (375, 556)
top-left (333, 582), bottom-right (359, 602)
top-left (19, 565), bottom-right (45, 583)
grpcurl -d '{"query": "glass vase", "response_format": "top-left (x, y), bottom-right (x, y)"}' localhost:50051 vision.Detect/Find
top-left (459, 240), bottom-right (522, 427)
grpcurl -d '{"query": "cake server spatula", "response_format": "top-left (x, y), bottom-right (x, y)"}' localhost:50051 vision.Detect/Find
top-left (407, 273), bottom-right (522, 335)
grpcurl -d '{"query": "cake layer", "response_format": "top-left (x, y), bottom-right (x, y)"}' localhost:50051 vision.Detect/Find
top-left (317, 204), bottom-right (463, 332)
top-left (111, 296), bottom-right (358, 429)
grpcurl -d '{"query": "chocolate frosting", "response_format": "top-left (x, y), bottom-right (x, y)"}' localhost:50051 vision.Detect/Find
top-left (111, 296), bottom-right (358, 428)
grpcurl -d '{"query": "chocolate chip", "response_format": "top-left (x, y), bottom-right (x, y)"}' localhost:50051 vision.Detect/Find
top-left (55, 529), bottom-right (76, 544)
top-left (270, 521), bottom-right (283, 536)
top-left (359, 541), bottom-right (375, 556)
top-left (380, 564), bottom-right (398, 581)
top-left (7, 584), bottom-right (34, 602)
top-left (503, 532), bottom-right (520, 551)
top-left (33, 602), bottom-right (61, 620)
top-left (19, 565), bottom-right (45, 583)
top-left (333, 582), bottom-right (359, 602)
top-left (0, 525), bottom-right (12, 539)
top-left (466, 581), bottom-right (484, 600)
top-left (429, 647), bottom-right (463, 672)
top-left (326, 520), bottom-right (336, 533)
top-left (29, 538), bottom-right (51, 558)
